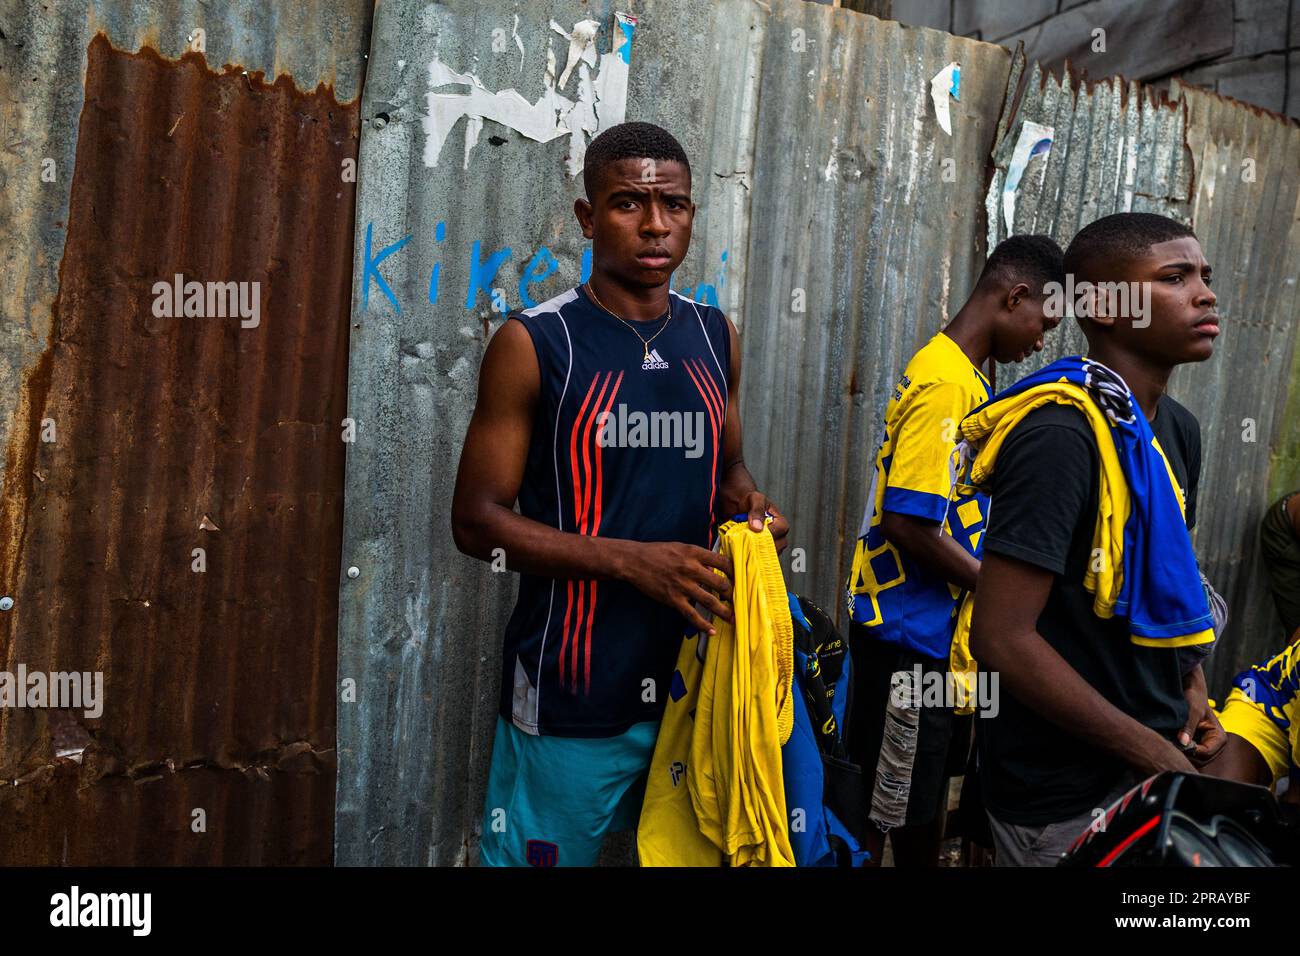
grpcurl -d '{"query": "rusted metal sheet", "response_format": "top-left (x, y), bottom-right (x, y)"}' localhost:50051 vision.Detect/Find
top-left (7, 750), bottom-right (333, 865)
top-left (337, 0), bottom-right (1012, 865)
top-left (0, 0), bottom-right (371, 459)
top-left (834, 0), bottom-right (893, 16)
top-left (987, 51), bottom-right (1300, 690)
top-left (0, 0), bottom-right (369, 862)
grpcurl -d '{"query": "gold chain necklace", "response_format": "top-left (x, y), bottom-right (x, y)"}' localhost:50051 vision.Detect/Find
top-left (585, 281), bottom-right (671, 362)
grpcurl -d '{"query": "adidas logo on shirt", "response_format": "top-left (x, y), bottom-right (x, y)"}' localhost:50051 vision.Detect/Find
top-left (642, 348), bottom-right (669, 371)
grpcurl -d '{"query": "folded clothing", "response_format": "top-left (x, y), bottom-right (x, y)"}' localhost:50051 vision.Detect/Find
top-left (637, 517), bottom-right (795, 867)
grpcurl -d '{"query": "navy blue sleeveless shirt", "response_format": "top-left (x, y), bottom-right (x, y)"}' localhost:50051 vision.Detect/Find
top-left (501, 285), bottom-right (731, 737)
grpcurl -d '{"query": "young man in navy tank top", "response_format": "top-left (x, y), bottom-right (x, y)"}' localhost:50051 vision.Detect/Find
top-left (452, 122), bottom-right (788, 867)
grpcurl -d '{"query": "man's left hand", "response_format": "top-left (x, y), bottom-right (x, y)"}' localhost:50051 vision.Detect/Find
top-left (739, 491), bottom-right (789, 555)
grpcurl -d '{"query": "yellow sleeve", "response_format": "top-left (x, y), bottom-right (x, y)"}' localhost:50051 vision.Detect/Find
top-left (882, 383), bottom-right (969, 523)
top-left (949, 592), bottom-right (977, 716)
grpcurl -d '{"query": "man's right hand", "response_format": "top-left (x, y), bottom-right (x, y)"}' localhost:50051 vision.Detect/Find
top-left (623, 542), bottom-right (734, 636)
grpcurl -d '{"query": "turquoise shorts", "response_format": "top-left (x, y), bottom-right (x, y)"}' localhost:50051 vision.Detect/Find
top-left (478, 715), bottom-right (659, 867)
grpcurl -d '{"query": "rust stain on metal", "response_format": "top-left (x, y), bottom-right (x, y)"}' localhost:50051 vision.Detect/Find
top-left (0, 33), bottom-right (358, 864)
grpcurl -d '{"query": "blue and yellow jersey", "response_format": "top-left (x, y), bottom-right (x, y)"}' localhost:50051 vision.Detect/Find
top-left (845, 332), bottom-right (991, 660)
top-left (1218, 638), bottom-right (1300, 786)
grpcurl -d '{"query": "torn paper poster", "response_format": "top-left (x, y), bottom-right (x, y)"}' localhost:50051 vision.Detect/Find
top-left (929, 61), bottom-right (960, 135)
top-left (423, 53), bottom-right (571, 169)
top-left (422, 13), bottom-right (637, 176)
top-left (592, 12), bottom-right (635, 130)
top-left (1001, 121), bottom-right (1053, 232)
top-left (463, 114), bottom-right (485, 169)
top-left (552, 18), bottom-right (599, 88)
top-left (512, 14), bottom-right (525, 72)
top-left (561, 13), bottom-right (636, 173)
top-left (1120, 135), bottom-right (1137, 212)
top-left (565, 63), bottom-right (599, 178)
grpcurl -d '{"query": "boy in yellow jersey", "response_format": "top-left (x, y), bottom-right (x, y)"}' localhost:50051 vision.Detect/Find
top-left (845, 235), bottom-right (1064, 866)
top-left (1205, 631), bottom-right (1300, 803)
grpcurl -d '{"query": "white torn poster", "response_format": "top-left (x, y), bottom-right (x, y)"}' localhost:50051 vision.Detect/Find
top-left (422, 12), bottom-right (638, 176)
top-left (569, 13), bottom-right (637, 174)
top-left (1120, 135), bottom-right (1137, 212)
top-left (1002, 121), bottom-right (1054, 233)
top-left (511, 14), bottom-right (525, 72)
top-left (592, 12), bottom-right (635, 130)
top-left (565, 64), bottom-right (600, 178)
top-left (929, 61), bottom-right (960, 135)
top-left (422, 53), bottom-right (571, 169)
top-left (552, 17), bottom-right (599, 88)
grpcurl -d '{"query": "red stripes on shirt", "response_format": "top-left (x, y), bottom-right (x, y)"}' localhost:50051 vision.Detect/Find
top-left (560, 370), bottom-right (623, 694)
top-left (683, 357), bottom-right (725, 541)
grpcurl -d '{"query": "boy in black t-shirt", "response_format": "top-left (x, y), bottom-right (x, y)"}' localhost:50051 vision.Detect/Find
top-left (968, 213), bottom-right (1227, 866)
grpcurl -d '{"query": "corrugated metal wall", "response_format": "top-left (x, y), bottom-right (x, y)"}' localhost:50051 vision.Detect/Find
top-left (338, 2), bottom-right (1300, 866)
top-left (335, 0), bottom-right (1013, 865)
top-left (985, 53), bottom-right (1300, 690)
top-left (338, 0), bottom-right (765, 868)
top-left (3, 0), bottom-right (1296, 867)
top-left (737, 4), bottom-right (1013, 621)
top-left (0, 0), bottom-right (371, 864)
top-left (1173, 78), bottom-right (1300, 686)
top-left (984, 58), bottom-right (1193, 257)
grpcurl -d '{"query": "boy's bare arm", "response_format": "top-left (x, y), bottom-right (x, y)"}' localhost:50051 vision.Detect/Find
top-left (972, 551), bottom-right (1196, 776)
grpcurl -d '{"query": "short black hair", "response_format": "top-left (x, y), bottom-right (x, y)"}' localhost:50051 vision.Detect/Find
top-left (1064, 212), bottom-right (1196, 284)
top-left (583, 122), bottom-right (691, 199)
top-left (978, 234), bottom-right (1065, 295)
